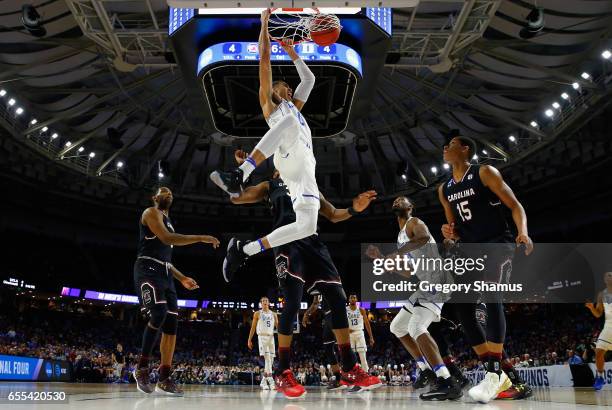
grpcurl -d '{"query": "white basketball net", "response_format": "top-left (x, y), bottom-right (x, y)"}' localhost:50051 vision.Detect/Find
top-left (268, 9), bottom-right (341, 44)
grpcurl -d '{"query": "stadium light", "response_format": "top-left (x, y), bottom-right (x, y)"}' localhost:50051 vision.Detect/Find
top-left (561, 92), bottom-right (569, 100)
top-left (158, 172), bottom-right (164, 179)
top-left (580, 72), bottom-right (590, 80)
top-left (572, 82), bottom-right (579, 90)
top-left (8, 98), bottom-right (15, 106)
top-left (509, 135), bottom-right (517, 142)
top-left (0, 89), bottom-right (6, 97)
top-left (78, 146), bottom-right (84, 153)
top-left (51, 133), bottom-right (58, 139)
top-left (472, 154), bottom-right (478, 161)
top-left (431, 166), bottom-right (437, 174)
top-left (545, 109), bottom-right (554, 117)
top-left (65, 141), bottom-right (72, 147)
top-left (603, 50), bottom-right (611, 59)
top-left (116, 161), bottom-right (124, 168)
top-left (482, 149), bottom-right (488, 155)
top-left (15, 107), bottom-right (24, 115)
top-left (552, 102), bottom-right (560, 109)
top-left (30, 118), bottom-right (37, 125)
top-left (530, 121), bottom-right (539, 128)
top-left (42, 126), bottom-right (48, 132)
top-left (400, 174), bottom-right (407, 180)
top-left (442, 163), bottom-right (450, 170)
top-left (88, 152), bottom-right (95, 158)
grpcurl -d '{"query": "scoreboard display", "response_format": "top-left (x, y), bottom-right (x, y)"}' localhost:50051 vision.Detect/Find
top-left (197, 41), bottom-right (362, 76)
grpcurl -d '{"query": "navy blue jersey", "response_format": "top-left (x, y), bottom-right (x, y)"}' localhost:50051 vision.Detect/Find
top-left (137, 210), bottom-right (174, 262)
top-left (442, 165), bottom-right (511, 243)
top-left (268, 178), bottom-right (296, 230)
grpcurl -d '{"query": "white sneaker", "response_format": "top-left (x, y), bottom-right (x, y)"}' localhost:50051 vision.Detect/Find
top-left (468, 371), bottom-right (511, 404)
top-left (267, 377), bottom-right (276, 390)
top-left (261, 379), bottom-right (270, 390)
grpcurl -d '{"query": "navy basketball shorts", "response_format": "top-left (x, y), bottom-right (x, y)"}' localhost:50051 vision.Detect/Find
top-left (133, 258), bottom-right (178, 314)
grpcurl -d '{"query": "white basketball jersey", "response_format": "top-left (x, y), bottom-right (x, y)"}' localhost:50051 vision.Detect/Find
top-left (266, 100), bottom-right (311, 137)
top-left (347, 306), bottom-right (363, 331)
top-left (603, 290), bottom-right (612, 323)
top-left (257, 310), bottom-right (275, 335)
top-left (397, 217), bottom-right (443, 282)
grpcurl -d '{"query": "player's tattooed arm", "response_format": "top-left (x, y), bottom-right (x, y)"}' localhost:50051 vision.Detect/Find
top-left (438, 184), bottom-right (460, 241)
top-left (247, 311), bottom-right (259, 350)
top-left (585, 291), bottom-right (604, 318)
top-left (479, 165), bottom-right (533, 255)
top-left (361, 308), bottom-right (375, 346)
top-left (143, 208), bottom-right (220, 247)
top-left (169, 264), bottom-right (199, 290)
top-left (258, 9), bottom-right (275, 118)
top-left (318, 190), bottom-right (377, 223)
top-left (230, 181), bottom-right (270, 205)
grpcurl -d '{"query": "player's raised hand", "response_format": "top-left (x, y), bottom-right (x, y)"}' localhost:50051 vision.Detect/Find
top-left (180, 276), bottom-right (199, 291)
top-left (516, 233), bottom-right (534, 255)
top-left (352, 190), bottom-right (377, 213)
top-left (234, 149), bottom-right (248, 165)
top-left (261, 8), bottom-right (271, 23)
top-left (585, 301), bottom-right (595, 310)
top-left (200, 235), bottom-right (220, 248)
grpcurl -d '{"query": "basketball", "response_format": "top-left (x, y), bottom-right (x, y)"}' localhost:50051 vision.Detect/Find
top-left (310, 15), bottom-right (341, 46)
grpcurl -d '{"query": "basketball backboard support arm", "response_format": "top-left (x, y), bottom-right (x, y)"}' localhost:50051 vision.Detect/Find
top-left (167, 1), bottom-right (419, 8)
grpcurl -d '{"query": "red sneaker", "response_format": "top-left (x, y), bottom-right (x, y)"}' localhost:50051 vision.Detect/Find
top-left (341, 364), bottom-right (382, 390)
top-left (275, 370), bottom-right (306, 399)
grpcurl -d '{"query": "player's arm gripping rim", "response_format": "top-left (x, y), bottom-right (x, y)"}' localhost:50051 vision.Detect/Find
top-left (586, 291), bottom-right (604, 318)
top-left (168, 264), bottom-right (199, 291)
top-left (248, 311), bottom-right (260, 350)
top-left (361, 307), bottom-right (375, 347)
top-left (479, 165), bottom-right (533, 255)
top-left (142, 208), bottom-right (220, 247)
top-left (318, 191), bottom-right (377, 223)
top-left (302, 294), bottom-right (321, 328)
top-left (258, 9), bottom-right (275, 119)
top-left (279, 41), bottom-right (315, 111)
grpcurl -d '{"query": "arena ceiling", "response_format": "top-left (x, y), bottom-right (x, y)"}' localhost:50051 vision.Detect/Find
top-left (1, 0), bottom-right (612, 211)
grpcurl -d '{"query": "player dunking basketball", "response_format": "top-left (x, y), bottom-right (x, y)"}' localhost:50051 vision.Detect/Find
top-left (439, 132), bottom-right (533, 403)
top-left (248, 296), bottom-right (278, 390)
top-left (210, 9), bottom-right (321, 280)
top-left (226, 150), bottom-right (380, 398)
top-left (585, 271), bottom-right (612, 390)
top-left (132, 187), bottom-right (219, 395)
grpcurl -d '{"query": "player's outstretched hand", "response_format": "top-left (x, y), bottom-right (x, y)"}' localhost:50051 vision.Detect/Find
top-left (247, 339), bottom-right (253, 350)
top-left (261, 8), bottom-right (271, 23)
top-left (585, 302), bottom-right (595, 310)
top-left (200, 235), bottom-right (220, 248)
top-left (234, 149), bottom-right (248, 165)
top-left (365, 244), bottom-right (383, 260)
top-left (516, 233), bottom-right (534, 255)
top-left (181, 276), bottom-right (199, 291)
top-left (353, 190), bottom-right (377, 213)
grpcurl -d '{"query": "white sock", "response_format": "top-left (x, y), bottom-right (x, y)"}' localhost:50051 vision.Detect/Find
top-left (433, 364), bottom-right (451, 379)
top-left (416, 356), bottom-right (431, 371)
top-left (358, 352), bottom-right (369, 372)
top-left (238, 157), bottom-right (257, 182)
top-left (264, 353), bottom-right (273, 375)
top-left (243, 240), bottom-right (264, 256)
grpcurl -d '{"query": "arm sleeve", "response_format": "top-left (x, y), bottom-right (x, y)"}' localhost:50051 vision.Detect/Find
top-left (293, 58), bottom-right (315, 103)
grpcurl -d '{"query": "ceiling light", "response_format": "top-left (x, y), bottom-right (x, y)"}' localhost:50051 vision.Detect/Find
top-left (51, 133), bottom-right (58, 139)
top-left (580, 72), bottom-right (590, 80)
top-left (508, 135), bottom-right (516, 142)
top-left (401, 174), bottom-right (407, 180)
top-left (78, 146), bottom-right (84, 153)
top-left (482, 149), bottom-right (488, 155)
top-left (530, 121), bottom-right (538, 128)
top-left (30, 119), bottom-right (37, 125)
top-left (8, 98), bottom-right (15, 106)
top-left (602, 50), bottom-right (611, 59)
top-left (561, 92), bottom-right (569, 100)
top-left (42, 126), bottom-right (48, 132)
top-left (472, 154), bottom-right (478, 160)
top-left (89, 152), bottom-right (95, 158)
top-left (552, 102), bottom-right (560, 109)
top-left (545, 109), bottom-right (554, 117)
top-left (158, 172), bottom-right (164, 178)
top-left (430, 166), bottom-right (437, 174)
top-left (15, 107), bottom-right (24, 115)
top-left (572, 82), bottom-right (579, 90)
top-left (116, 161), bottom-right (124, 168)
top-left (0, 89), bottom-right (6, 97)
top-left (65, 141), bottom-right (72, 147)
top-left (442, 163), bottom-right (450, 170)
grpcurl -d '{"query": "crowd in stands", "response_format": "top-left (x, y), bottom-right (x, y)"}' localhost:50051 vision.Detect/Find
top-left (0, 292), bottom-right (607, 386)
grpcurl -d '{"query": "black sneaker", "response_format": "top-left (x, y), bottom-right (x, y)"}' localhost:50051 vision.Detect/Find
top-left (156, 377), bottom-right (184, 396)
top-left (133, 367), bottom-right (154, 394)
top-left (327, 376), bottom-right (347, 391)
top-left (420, 377), bottom-right (463, 401)
top-left (413, 368), bottom-right (436, 389)
top-left (222, 237), bottom-right (248, 282)
top-left (210, 169), bottom-right (244, 196)
top-left (448, 362), bottom-right (470, 389)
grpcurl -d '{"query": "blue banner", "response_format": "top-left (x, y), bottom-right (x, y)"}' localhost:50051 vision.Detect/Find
top-left (0, 355), bottom-right (71, 381)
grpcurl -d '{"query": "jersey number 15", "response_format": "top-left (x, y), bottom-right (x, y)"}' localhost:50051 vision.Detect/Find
top-left (456, 200), bottom-right (472, 222)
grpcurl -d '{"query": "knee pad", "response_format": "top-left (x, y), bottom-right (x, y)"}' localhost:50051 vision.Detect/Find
top-left (148, 304), bottom-right (168, 329)
top-left (390, 308), bottom-right (411, 338)
top-left (320, 286), bottom-right (348, 329)
top-left (161, 311), bottom-right (178, 335)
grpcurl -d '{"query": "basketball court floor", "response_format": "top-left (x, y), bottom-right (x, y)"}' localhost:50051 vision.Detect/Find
top-left (0, 383), bottom-right (610, 409)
